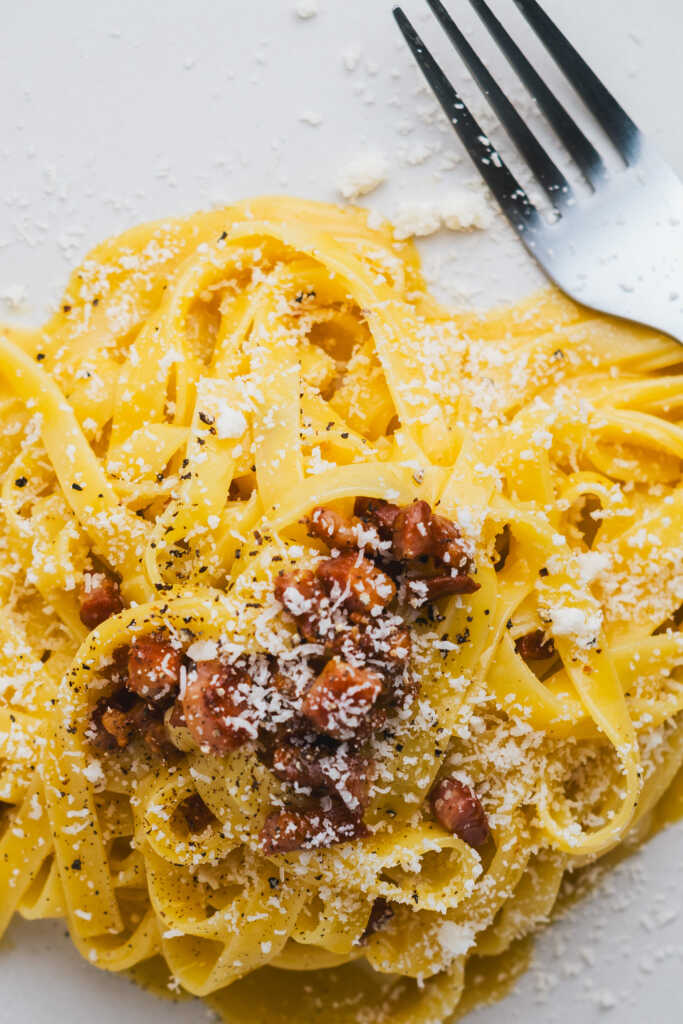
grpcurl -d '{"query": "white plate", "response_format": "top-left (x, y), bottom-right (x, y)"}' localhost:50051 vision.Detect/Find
top-left (1, 1), bottom-right (682, 1021)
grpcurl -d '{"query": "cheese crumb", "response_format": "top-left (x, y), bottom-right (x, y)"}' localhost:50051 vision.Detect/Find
top-left (576, 550), bottom-right (611, 584)
top-left (82, 759), bottom-right (105, 785)
top-left (337, 152), bottom-right (388, 200)
top-left (439, 188), bottom-right (493, 230)
top-left (392, 188), bottom-right (492, 239)
top-left (299, 111), bottom-right (323, 126)
top-left (215, 407), bottom-right (247, 439)
top-left (186, 640), bottom-right (219, 662)
top-left (294, 0), bottom-right (318, 17)
top-left (549, 605), bottom-right (603, 649)
top-left (392, 201), bottom-right (442, 240)
top-left (438, 921), bottom-right (476, 958)
top-left (1, 284), bottom-right (28, 311)
top-left (342, 44), bottom-right (361, 71)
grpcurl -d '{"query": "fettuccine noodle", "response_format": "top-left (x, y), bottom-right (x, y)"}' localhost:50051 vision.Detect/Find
top-left (0, 197), bottom-right (681, 1023)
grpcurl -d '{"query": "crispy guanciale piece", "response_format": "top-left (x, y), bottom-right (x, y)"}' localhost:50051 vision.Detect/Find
top-left (430, 777), bottom-right (490, 849)
top-left (354, 497), bottom-right (401, 538)
top-left (360, 897), bottom-right (394, 943)
top-left (179, 793), bottom-right (216, 834)
top-left (88, 693), bottom-right (175, 760)
top-left (308, 506), bottom-right (358, 550)
top-left (428, 512), bottom-right (471, 570)
top-left (274, 569), bottom-right (328, 641)
top-left (271, 743), bottom-right (328, 789)
top-left (259, 800), bottom-right (368, 854)
top-left (316, 553), bottom-right (396, 615)
top-left (392, 501), bottom-right (471, 571)
top-left (392, 500), bottom-right (433, 559)
top-left (78, 572), bottom-right (123, 629)
top-left (133, 705), bottom-right (177, 761)
top-left (329, 619), bottom-right (412, 674)
top-left (407, 574), bottom-right (480, 603)
top-left (272, 742), bottom-right (372, 809)
top-left (98, 705), bottom-right (132, 749)
top-left (301, 658), bottom-right (384, 739)
top-left (127, 635), bottom-right (182, 705)
top-left (515, 630), bottom-right (556, 661)
top-left (167, 701), bottom-right (187, 729)
top-left (181, 659), bottom-right (255, 755)
top-left (375, 622), bottom-right (412, 669)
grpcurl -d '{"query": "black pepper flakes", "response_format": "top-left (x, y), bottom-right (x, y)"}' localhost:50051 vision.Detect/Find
top-left (14, 477), bottom-right (27, 488)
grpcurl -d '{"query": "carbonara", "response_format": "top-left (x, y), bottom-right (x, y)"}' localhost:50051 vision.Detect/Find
top-left (0, 196), bottom-right (682, 1023)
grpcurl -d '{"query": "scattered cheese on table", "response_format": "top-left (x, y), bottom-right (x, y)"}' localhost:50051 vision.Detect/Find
top-left (337, 152), bottom-right (388, 200)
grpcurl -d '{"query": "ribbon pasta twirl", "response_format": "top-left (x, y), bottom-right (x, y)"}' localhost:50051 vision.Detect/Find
top-left (0, 196), bottom-right (681, 1024)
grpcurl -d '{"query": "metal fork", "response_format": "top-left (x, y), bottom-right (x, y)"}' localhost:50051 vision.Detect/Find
top-left (393, 0), bottom-right (683, 344)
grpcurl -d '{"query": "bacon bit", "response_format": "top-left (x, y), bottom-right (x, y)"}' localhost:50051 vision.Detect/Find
top-left (167, 701), bottom-right (187, 729)
top-left (179, 794), bottom-right (216, 834)
top-left (272, 742), bottom-right (372, 809)
top-left (393, 501), bottom-right (472, 571)
top-left (493, 525), bottom-right (511, 571)
top-left (354, 497), bottom-right (401, 538)
top-left (378, 623), bottom-right (413, 670)
top-left (515, 630), bottom-right (556, 661)
top-left (354, 701), bottom-right (390, 740)
top-left (301, 658), bottom-right (384, 739)
top-left (181, 659), bottom-right (254, 755)
top-left (88, 693), bottom-right (176, 760)
top-left (274, 569), bottom-right (327, 641)
top-left (108, 646), bottom-right (130, 686)
top-left (329, 620), bottom-right (412, 674)
top-left (331, 753), bottom-right (373, 810)
top-left (308, 506), bottom-right (358, 550)
top-left (127, 636), bottom-right (181, 705)
top-left (270, 670), bottom-right (299, 700)
top-left (271, 743), bottom-right (328, 789)
top-left (259, 800), bottom-right (368, 855)
top-left (360, 898), bottom-right (394, 943)
top-left (134, 710), bottom-right (177, 761)
top-left (317, 553), bottom-right (396, 614)
top-left (274, 569), bottom-right (318, 610)
top-left (430, 777), bottom-right (490, 849)
top-left (407, 574), bottom-right (480, 602)
top-left (429, 513), bottom-right (471, 571)
top-left (78, 572), bottom-right (123, 629)
top-left (98, 706), bottom-right (132, 749)
top-left (392, 500), bottom-right (433, 559)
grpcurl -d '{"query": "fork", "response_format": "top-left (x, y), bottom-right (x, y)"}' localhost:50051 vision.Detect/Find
top-left (393, 0), bottom-right (683, 344)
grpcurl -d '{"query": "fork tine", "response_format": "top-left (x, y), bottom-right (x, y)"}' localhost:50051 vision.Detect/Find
top-left (467, 0), bottom-right (607, 189)
top-left (513, 0), bottom-right (642, 164)
top-left (425, 0), bottom-right (573, 211)
top-left (392, 7), bottom-right (542, 242)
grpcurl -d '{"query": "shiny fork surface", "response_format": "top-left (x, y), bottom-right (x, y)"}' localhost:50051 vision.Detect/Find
top-left (394, 0), bottom-right (683, 345)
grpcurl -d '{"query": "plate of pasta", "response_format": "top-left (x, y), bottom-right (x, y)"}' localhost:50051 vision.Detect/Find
top-left (1, 2), bottom-right (683, 1024)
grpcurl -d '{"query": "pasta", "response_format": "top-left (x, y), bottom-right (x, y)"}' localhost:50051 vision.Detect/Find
top-left (0, 195), bottom-right (682, 1023)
